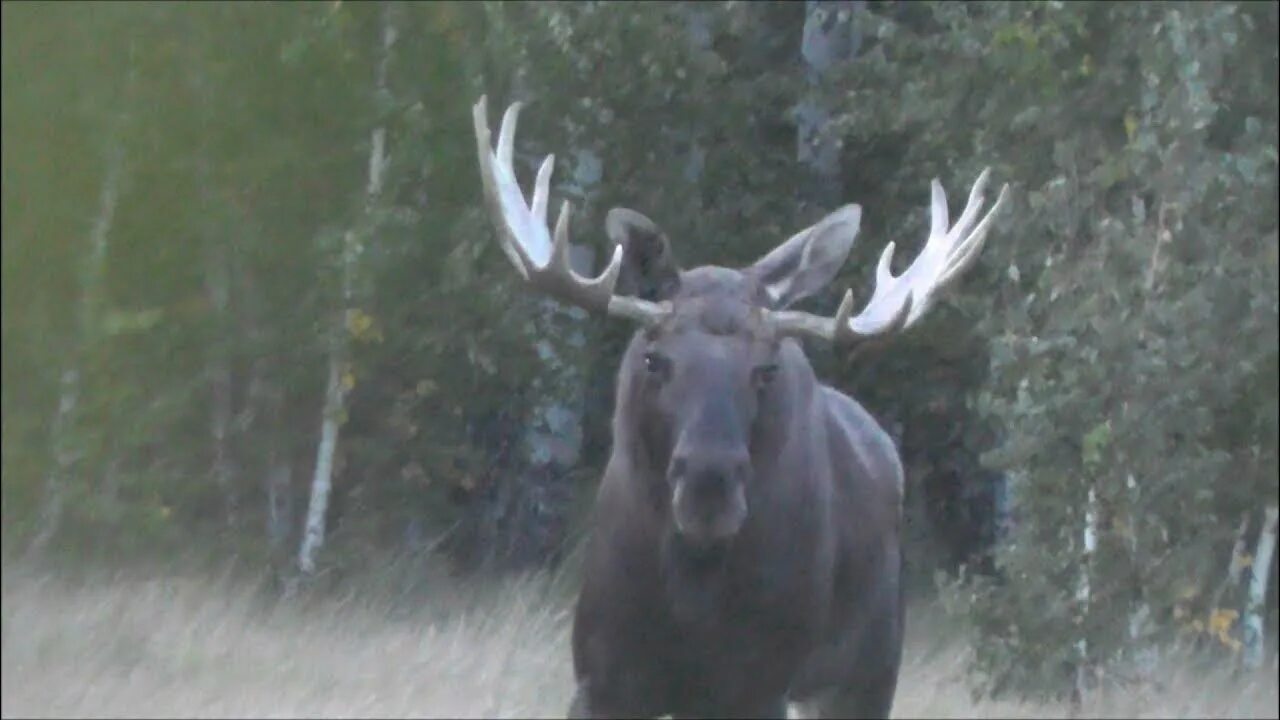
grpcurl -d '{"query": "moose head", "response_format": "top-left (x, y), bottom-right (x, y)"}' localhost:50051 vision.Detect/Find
top-left (471, 96), bottom-right (1007, 553)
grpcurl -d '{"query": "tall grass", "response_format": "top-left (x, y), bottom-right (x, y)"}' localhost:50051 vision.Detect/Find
top-left (2, 559), bottom-right (1276, 719)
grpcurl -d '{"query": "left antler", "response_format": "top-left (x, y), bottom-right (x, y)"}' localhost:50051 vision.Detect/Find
top-left (771, 168), bottom-right (1009, 345)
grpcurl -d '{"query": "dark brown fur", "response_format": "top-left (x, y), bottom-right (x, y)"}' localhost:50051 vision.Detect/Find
top-left (568, 211), bottom-right (905, 719)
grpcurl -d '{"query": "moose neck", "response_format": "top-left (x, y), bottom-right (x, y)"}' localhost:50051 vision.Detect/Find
top-left (660, 522), bottom-right (734, 625)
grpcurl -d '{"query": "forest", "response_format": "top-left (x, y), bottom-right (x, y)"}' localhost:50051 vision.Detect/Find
top-left (2, 1), bottom-right (1277, 716)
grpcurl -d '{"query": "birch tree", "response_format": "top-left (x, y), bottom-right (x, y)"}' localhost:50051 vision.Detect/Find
top-left (298, 2), bottom-right (398, 575)
top-left (26, 135), bottom-right (125, 557)
top-left (1242, 506), bottom-right (1278, 670)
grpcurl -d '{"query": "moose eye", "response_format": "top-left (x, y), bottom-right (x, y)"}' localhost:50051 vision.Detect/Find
top-left (753, 363), bottom-right (780, 389)
top-left (644, 352), bottom-right (670, 377)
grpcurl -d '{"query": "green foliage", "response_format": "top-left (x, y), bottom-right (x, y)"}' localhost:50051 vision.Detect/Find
top-left (854, 1), bottom-right (1280, 700)
top-left (1, 1), bottom-right (1275, 701)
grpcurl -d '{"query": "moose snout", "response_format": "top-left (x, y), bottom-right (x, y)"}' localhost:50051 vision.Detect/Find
top-left (668, 448), bottom-right (750, 544)
top-left (669, 450), bottom-right (749, 495)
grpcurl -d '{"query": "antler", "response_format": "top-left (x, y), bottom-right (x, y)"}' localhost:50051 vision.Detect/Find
top-left (772, 168), bottom-right (1009, 346)
top-left (472, 95), bottom-right (668, 326)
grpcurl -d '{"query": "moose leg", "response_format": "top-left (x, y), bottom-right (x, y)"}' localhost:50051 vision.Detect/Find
top-left (824, 649), bottom-right (901, 720)
top-left (669, 695), bottom-right (789, 720)
top-left (819, 559), bottom-right (905, 719)
top-left (733, 696), bottom-right (790, 720)
top-left (566, 683), bottom-right (590, 720)
top-left (566, 673), bottom-right (669, 720)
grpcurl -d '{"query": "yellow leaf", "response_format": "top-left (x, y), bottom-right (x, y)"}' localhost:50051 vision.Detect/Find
top-left (1237, 553), bottom-right (1253, 569)
top-left (341, 370), bottom-right (356, 392)
top-left (1124, 111), bottom-right (1139, 142)
top-left (1208, 607), bottom-right (1238, 638)
top-left (346, 309), bottom-right (381, 343)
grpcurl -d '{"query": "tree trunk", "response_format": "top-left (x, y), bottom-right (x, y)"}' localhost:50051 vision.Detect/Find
top-left (797, 0), bottom-right (863, 209)
top-left (240, 331), bottom-right (293, 556)
top-left (26, 140), bottom-right (124, 557)
top-left (227, 219), bottom-right (294, 556)
top-left (298, 2), bottom-right (396, 575)
top-left (488, 144), bottom-right (597, 570)
top-left (1124, 472), bottom-right (1157, 677)
top-left (460, 15), bottom-right (602, 571)
top-left (1072, 485), bottom-right (1098, 707)
top-left (1242, 505), bottom-right (1278, 670)
top-left (183, 13), bottom-right (239, 532)
top-left (201, 166), bottom-right (237, 530)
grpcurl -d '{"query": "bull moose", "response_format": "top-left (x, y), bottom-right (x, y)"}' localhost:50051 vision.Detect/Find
top-left (471, 96), bottom-right (1007, 719)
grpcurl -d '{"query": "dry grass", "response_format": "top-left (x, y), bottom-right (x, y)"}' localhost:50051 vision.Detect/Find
top-left (2, 561), bottom-right (1276, 719)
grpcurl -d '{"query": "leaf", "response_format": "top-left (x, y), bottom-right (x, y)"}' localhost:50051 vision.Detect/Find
top-left (346, 309), bottom-right (383, 343)
top-left (101, 308), bottom-right (165, 337)
top-left (1081, 420), bottom-right (1112, 467)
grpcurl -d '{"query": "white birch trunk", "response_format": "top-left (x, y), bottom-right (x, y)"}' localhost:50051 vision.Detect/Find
top-left (299, 354), bottom-right (344, 574)
top-left (27, 141), bottom-right (124, 556)
top-left (298, 3), bottom-right (396, 574)
top-left (1124, 472), bottom-right (1158, 675)
top-left (1074, 486), bottom-right (1098, 704)
top-left (1242, 505), bottom-right (1278, 670)
top-left (1210, 514), bottom-right (1251, 613)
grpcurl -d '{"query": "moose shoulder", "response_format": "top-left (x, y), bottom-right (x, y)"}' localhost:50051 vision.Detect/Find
top-left (471, 96), bottom-right (1008, 719)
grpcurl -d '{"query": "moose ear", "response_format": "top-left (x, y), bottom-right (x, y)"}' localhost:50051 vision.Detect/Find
top-left (747, 204), bottom-right (861, 310)
top-left (607, 208), bottom-right (682, 302)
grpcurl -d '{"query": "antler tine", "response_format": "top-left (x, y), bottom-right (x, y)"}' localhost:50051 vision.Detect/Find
top-left (937, 181), bottom-right (1009, 290)
top-left (473, 96), bottom-right (532, 279)
top-left (771, 167), bottom-right (1007, 348)
top-left (532, 154), bottom-right (554, 226)
top-left (497, 101), bottom-right (520, 170)
top-left (471, 95), bottom-right (667, 324)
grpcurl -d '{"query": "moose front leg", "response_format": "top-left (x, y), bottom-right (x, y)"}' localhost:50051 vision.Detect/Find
top-left (566, 674), bottom-right (670, 720)
top-left (668, 696), bottom-right (790, 720)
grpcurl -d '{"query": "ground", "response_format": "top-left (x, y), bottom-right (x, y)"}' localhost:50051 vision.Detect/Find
top-left (2, 561), bottom-right (1276, 719)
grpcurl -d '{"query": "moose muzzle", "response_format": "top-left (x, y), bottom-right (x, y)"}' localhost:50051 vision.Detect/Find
top-left (668, 446), bottom-right (750, 546)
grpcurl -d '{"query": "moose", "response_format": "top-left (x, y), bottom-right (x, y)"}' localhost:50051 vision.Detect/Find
top-left (471, 96), bottom-right (1007, 719)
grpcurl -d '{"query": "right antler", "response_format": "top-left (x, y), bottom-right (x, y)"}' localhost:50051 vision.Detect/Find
top-left (472, 96), bottom-right (669, 326)
top-left (772, 168), bottom-right (1009, 346)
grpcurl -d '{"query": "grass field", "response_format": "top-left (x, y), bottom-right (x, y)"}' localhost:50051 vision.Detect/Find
top-left (2, 560), bottom-right (1276, 719)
